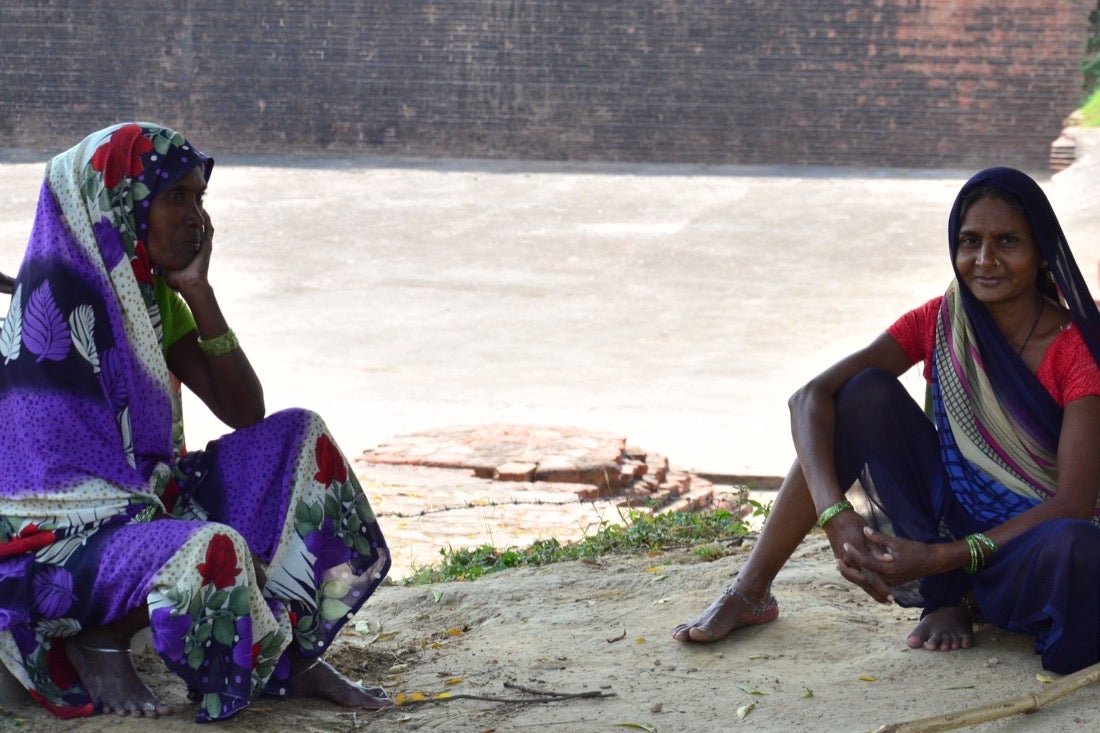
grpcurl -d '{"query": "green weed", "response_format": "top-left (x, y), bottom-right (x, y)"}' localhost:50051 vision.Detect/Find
top-left (1080, 87), bottom-right (1100, 126)
top-left (405, 502), bottom-right (766, 585)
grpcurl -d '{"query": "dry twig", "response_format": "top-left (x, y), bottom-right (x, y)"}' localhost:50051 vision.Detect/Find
top-left (874, 660), bottom-right (1100, 733)
top-left (380, 679), bottom-right (615, 713)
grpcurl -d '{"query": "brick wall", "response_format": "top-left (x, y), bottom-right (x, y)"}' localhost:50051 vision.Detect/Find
top-left (0, 1), bottom-right (1092, 168)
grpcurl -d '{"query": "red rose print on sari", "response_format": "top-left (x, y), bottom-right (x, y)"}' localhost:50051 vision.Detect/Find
top-left (314, 434), bottom-right (347, 486)
top-left (0, 523), bottom-right (57, 558)
top-left (46, 639), bottom-right (77, 690)
top-left (160, 477), bottom-right (180, 513)
top-left (197, 533), bottom-right (242, 589)
top-left (131, 241), bottom-right (154, 285)
top-left (90, 123), bottom-right (153, 189)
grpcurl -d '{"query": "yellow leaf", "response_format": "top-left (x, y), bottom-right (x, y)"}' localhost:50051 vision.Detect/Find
top-left (434, 692), bottom-right (452, 699)
top-left (445, 676), bottom-right (464, 685)
top-left (644, 567), bottom-right (664, 573)
top-left (858, 675), bottom-right (877, 682)
top-left (395, 692), bottom-right (429, 705)
top-left (634, 636), bottom-right (647, 644)
top-left (445, 627), bottom-right (464, 636)
top-left (1036, 673), bottom-right (1054, 684)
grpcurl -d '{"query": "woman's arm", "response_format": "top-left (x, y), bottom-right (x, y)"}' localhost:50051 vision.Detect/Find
top-left (163, 211), bottom-right (265, 428)
top-left (789, 332), bottom-right (914, 515)
top-left (788, 333), bottom-right (916, 602)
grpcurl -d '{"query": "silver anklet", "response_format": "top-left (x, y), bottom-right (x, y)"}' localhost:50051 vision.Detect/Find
top-left (723, 584), bottom-right (774, 615)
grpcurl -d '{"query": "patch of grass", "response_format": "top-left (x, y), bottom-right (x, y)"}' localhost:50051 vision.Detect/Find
top-left (1079, 87), bottom-right (1100, 127)
top-left (405, 498), bottom-right (770, 585)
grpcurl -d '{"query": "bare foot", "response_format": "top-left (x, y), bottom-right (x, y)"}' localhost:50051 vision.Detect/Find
top-left (906, 602), bottom-right (974, 651)
top-left (291, 658), bottom-right (392, 709)
top-left (672, 586), bottom-right (779, 643)
top-left (65, 637), bottom-right (173, 717)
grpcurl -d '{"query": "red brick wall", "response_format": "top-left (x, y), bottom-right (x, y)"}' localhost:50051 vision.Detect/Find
top-left (0, 1), bottom-right (1091, 168)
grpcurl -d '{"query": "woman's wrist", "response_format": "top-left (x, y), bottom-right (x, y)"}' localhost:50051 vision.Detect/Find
top-left (197, 328), bottom-right (240, 357)
top-left (816, 499), bottom-right (854, 528)
top-left (962, 532), bottom-right (997, 574)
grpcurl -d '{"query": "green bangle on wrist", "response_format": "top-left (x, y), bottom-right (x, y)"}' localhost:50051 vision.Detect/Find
top-left (816, 499), bottom-right (853, 528)
top-left (963, 532), bottom-right (997, 575)
top-left (197, 328), bottom-right (239, 357)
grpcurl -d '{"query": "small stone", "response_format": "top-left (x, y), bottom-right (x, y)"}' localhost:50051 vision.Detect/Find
top-left (650, 702), bottom-right (663, 713)
top-left (495, 462), bottom-right (537, 481)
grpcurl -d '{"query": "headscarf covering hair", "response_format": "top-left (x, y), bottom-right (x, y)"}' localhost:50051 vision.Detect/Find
top-left (948, 167), bottom-right (1100, 370)
top-left (0, 123), bottom-right (212, 514)
top-left (82, 123), bottom-right (213, 296)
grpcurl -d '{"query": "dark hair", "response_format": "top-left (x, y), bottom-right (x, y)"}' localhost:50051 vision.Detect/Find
top-left (957, 185), bottom-right (1058, 301)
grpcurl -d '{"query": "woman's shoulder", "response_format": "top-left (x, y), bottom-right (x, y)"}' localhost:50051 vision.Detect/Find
top-left (1038, 322), bottom-right (1100, 406)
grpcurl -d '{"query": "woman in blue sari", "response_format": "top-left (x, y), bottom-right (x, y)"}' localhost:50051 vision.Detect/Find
top-left (674, 167), bottom-right (1100, 674)
top-left (0, 124), bottom-right (391, 719)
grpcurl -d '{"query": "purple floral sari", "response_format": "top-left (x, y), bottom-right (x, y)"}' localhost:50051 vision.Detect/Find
top-left (0, 123), bottom-right (389, 721)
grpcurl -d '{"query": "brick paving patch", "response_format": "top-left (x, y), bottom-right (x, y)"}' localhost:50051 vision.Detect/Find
top-left (356, 424), bottom-right (755, 579)
top-left (360, 423), bottom-right (720, 509)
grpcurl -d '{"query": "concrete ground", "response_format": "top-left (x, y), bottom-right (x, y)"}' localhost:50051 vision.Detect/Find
top-left (2, 149), bottom-right (1099, 479)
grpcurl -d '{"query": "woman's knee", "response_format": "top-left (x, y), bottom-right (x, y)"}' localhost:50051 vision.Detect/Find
top-left (835, 368), bottom-right (908, 417)
top-left (1031, 519), bottom-right (1100, 570)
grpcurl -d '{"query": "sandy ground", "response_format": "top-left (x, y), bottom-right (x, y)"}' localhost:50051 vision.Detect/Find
top-left (3, 534), bottom-right (1098, 733)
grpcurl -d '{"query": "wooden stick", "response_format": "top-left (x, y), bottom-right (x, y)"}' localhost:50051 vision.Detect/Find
top-left (874, 660), bottom-right (1100, 733)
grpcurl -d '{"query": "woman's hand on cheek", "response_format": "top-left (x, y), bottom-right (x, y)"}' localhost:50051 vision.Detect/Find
top-left (162, 210), bottom-right (214, 295)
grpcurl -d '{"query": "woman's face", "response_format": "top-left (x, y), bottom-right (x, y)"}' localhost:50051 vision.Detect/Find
top-left (954, 195), bottom-right (1041, 308)
top-left (146, 166), bottom-right (207, 271)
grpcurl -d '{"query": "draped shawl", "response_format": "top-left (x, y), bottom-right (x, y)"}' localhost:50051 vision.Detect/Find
top-left (0, 123), bottom-right (212, 526)
top-left (933, 167), bottom-right (1100, 522)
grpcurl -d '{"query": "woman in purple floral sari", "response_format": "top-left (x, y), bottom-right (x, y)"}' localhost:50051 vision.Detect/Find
top-left (0, 123), bottom-right (391, 721)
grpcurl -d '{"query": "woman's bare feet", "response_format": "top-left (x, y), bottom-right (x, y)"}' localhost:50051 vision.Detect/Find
top-left (672, 585), bottom-right (779, 643)
top-left (65, 636), bottom-right (173, 718)
top-left (906, 601), bottom-right (974, 651)
top-left (291, 658), bottom-right (392, 709)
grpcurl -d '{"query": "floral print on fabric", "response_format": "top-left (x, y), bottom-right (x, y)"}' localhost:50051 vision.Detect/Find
top-left (174, 409), bottom-right (390, 696)
top-left (147, 526), bottom-right (288, 722)
top-left (0, 124), bottom-right (389, 721)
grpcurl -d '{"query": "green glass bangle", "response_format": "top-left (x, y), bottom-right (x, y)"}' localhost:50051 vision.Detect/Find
top-left (197, 328), bottom-right (240, 357)
top-left (963, 532), bottom-right (997, 575)
top-left (816, 499), bottom-right (853, 528)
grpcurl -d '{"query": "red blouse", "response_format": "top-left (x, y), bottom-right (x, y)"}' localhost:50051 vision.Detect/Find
top-left (886, 296), bottom-right (1100, 407)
